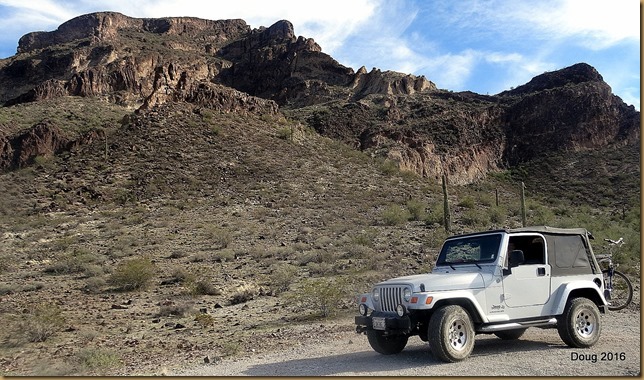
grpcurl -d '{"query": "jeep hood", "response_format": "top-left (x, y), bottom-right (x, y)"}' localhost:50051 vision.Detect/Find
top-left (376, 272), bottom-right (489, 292)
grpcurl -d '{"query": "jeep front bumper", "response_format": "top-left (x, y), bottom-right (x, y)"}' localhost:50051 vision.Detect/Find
top-left (355, 313), bottom-right (412, 335)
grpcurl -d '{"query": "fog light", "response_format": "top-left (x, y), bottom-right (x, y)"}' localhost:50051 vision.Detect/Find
top-left (359, 303), bottom-right (368, 316)
top-left (396, 304), bottom-right (407, 317)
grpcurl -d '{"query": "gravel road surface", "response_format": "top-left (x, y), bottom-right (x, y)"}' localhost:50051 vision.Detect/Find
top-left (173, 310), bottom-right (640, 376)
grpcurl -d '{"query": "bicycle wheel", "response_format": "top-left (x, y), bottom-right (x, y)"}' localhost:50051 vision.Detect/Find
top-left (602, 269), bottom-right (633, 311)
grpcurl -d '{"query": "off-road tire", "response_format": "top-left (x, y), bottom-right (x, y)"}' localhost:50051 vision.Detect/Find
top-left (494, 328), bottom-right (527, 340)
top-left (366, 330), bottom-right (408, 355)
top-left (428, 305), bottom-right (475, 362)
top-left (557, 297), bottom-right (601, 348)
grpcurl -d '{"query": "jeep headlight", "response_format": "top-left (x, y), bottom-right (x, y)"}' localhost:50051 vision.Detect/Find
top-left (372, 288), bottom-right (380, 303)
top-left (403, 287), bottom-right (412, 302)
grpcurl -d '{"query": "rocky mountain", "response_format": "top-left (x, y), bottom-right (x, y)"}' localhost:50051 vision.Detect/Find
top-left (0, 12), bottom-right (639, 184)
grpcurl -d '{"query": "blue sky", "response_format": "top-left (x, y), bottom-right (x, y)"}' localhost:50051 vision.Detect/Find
top-left (0, 0), bottom-right (639, 109)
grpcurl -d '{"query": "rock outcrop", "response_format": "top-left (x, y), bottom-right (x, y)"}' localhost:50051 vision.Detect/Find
top-left (0, 13), bottom-right (639, 183)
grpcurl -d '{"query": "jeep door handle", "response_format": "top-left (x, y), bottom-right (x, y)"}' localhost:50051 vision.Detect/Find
top-left (537, 267), bottom-right (546, 276)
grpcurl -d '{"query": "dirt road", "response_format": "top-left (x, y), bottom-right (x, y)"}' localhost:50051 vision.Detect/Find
top-left (172, 310), bottom-right (640, 376)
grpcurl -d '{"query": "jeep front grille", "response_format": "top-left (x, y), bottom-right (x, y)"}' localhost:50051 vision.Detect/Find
top-left (377, 286), bottom-right (404, 312)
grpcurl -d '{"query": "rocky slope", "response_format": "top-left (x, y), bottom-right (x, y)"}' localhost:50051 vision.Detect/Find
top-left (0, 12), bottom-right (639, 184)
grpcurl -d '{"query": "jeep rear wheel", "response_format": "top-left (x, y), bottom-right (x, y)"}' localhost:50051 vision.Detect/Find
top-left (557, 297), bottom-right (601, 348)
top-left (366, 330), bottom-right (408, 355)
top-left (494, 328), bottom-right (527, 340)
top-left (428, 305), bottom-right (475, 362)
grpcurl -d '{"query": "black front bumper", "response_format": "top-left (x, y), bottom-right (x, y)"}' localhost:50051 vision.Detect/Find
top-left (355, 312), bottom-right (412, 334)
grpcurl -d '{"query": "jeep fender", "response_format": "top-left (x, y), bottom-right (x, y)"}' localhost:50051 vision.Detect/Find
top-left (551, 280), bottom-right (608, 315)
top-left (421, 290), bottom-right (488, 324)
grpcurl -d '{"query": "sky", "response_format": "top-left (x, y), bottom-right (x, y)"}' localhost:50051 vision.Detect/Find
top-left (0, 0), bottom-right (640, 109)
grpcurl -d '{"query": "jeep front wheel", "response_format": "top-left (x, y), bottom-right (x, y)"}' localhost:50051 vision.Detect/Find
top-left (366, 330), bottom-right (408, 355)
top-left (428, 305), bottom-right (475, 362)
top-left (557, 297), bottom-right (601, 348)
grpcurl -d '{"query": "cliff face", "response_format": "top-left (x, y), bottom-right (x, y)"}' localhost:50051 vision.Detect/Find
top-left (0, 12), bottom-right (639, 183)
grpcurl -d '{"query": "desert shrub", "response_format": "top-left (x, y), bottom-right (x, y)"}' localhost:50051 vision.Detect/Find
top-left (44, 249), bottom-right (104, 277)
top-left (82, 277), bottom-right (106, 294)
top-left (108, 257), bottom-right (156, 291)
top-left (289, 277), bottom-right (349, 318)
top-left (489, 206), bottom-right (506, 225)
top-left (424, 202), bottom-right (445, 226)
top-left (461, 208), bottom-right (488, 227)
top-left (188, 279), bottom-right (221, 296)
top-left (351, 229), bottom-right (377, 247)
top-left (268, 263), bottom-right (298, 294)
top-left (156, 302), bottom-right (192, 317)
top-left (168, 267), bottom-right (193, 284)
top-left (457, 196), bottom-right (476, 209)
top-left (379, 159), bottom-right (399, 175)
top-left (306, 261), bottom-right (335, 276)
top-left (381, 205), bottom-right (410, 226)
top-left (3, 302), bottom-right (66, 346)
top-left (169, 250), bottom-right (188, 259)
top-left (406, 199), bottom-right (426, 221)
top-left (528, 203), bottom-right (555, 226)
top-left (230, 289), bottom-right (254, 305)
top-left (220, 341), bottom-right (242, 357)
top-left (0, 283), bottom-right (18, 295)
top-left (75, 348), bottom-right (121, 374)
top-left (194, 313), bottom-right (215, 327)
top-left (361, 249), bottom-right (388, 271)
top-left (477, 193), bottom-right (495, 207)
top-left (204, 227), bottom-right (232, 249)
top-left (276, 127), bottom-right (293, 140)
top-left (212, 249), bottom-right (235, 262)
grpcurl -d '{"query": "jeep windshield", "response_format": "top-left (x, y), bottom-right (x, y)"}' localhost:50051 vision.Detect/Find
top-left (436, 233), bottom-right (502, 267)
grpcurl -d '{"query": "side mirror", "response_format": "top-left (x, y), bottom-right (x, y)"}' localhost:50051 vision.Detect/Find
top-left (503, 250), bottom-right (524, 276)
top-left (508, 250), bottom-right (525, 268)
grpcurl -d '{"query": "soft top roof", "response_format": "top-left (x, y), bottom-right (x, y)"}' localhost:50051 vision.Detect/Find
top-left (508, 226), bottom-right (591, 237)
top-left (445, 226), bottom-right (592, 240)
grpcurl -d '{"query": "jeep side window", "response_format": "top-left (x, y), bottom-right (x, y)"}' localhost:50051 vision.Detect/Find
top-left (524, 237), bottom-right (545, 264)
top-left (506, 236), bottom-right (545, 266)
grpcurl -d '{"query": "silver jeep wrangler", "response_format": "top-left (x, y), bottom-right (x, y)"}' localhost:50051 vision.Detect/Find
top-left (355, 226), bottom-right (607, 362)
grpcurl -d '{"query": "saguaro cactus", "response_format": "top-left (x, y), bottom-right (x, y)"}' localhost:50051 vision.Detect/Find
top-left (442, 174), bottom-right (451, 232)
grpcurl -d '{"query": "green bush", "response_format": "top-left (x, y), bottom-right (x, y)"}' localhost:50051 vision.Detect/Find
top-left (108, 257), bottom-right (156, 291)
top-left (382, 205), bottom-right (410, 226)
top-left (204, 227), bottom-right (232, 249)
top-left (457, 196), bottom-right (476, 209)
top-left (194, 313), bottom-right (216, 327)
top-left (188, 279), bottom-right (221, 296)
top-left (276, 127), bottom-right (293, 140)
top-left (76, 348), bottom-right (121, 374)
top-left (268, 263), bottom-right (298, 294)
top-left (289, 277), bottom-right (348, 317)
top-left (44, 249), bottom-right (104, 277)
top-left (3, 302), bottom-right (66, 346)
top-left (406, 199), bottom-right (426, 221)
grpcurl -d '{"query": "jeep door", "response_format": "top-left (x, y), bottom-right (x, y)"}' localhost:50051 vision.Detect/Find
top-left (502, 234), bottom-right (551, 307)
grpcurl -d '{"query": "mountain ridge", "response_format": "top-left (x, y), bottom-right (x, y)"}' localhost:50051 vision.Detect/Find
top-left (0, 12), bottom-right (639, 184)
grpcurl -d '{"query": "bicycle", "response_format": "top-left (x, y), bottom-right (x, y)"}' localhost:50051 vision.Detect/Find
top-left (595, 237), bottom-right (633, 311)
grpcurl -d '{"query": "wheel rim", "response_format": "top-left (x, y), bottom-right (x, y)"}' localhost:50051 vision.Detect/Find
top-left (448, 318), bottom-right (469, 351)
top-left (574, 308), bottom-right (597, 337)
